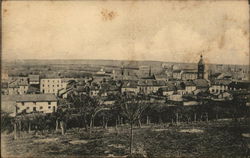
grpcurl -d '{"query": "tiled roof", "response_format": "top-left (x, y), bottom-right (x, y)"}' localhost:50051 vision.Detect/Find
top-left (16, 94), bottom-right (57, 102)
top-left (27, 85), bottom-right (40, 93)
top-left (212, 80), bottom-right (232, 86)
top-left (28, 75), bottom-right (39, 82)
top-left (183, 81), bottom-right (196, 86)
top-left (160, 83), bottom-right (176, 91)
top-left (193, 79), bottom-right (209, 88)
top-left (122, 81), bottom-right (138, 88)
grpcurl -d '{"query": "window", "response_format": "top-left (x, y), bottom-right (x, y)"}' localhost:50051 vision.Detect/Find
top-left (40, 106), bottom-right (43, 109)
top-left (57, 85), bottom-right (59, 87)
top-left (26, 107), bottom-right (29, 110)
top-left (48, 102), bottom-right (51, 105)
top-left (48, 106), bottom-right (51, 109)
top-left (52, 85), bottom-right (54, 87)
top-left (33, 102), bottom-right (36, 105)
top-left (43, 84), bottom-right (45, 87)
top-left (33, 107), bottom-right (37, 111)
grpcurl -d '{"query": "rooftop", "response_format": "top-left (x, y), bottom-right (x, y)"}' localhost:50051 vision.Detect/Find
top-left (16, 94), bottom-right (57, 102)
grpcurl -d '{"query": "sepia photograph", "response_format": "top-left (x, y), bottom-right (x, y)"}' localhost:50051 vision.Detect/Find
top-left (1, 0), bottom-right (250, 157)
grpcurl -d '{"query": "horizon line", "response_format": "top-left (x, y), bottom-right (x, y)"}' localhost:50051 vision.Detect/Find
top-left (3, 58), bottom-right (249, 66)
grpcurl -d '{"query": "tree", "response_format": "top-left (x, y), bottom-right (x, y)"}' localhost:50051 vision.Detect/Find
top-left (118, 95), bottom-right (149, 155)
top-left (68, 93), bottom-right (107, 135)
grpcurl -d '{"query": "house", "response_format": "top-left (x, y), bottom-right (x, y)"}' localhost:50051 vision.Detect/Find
top-left (181, 69), bottom-right (198, 80)
top-left (15, 94), bottom-right (58, 115)
top-left (89, 86), bottom-right (100, 97)
top-left (228, 80), bottom-right (250, 91)
top-left (40, 78), bottom-right (63, 95)
top-left (28, 74), bottom-right (40, 85)
top-left (159, 82), bottom-right (176, 96)
top-left (172, 69), bottom-right (198, 80)
top-left (138, 80), bottom-right (167, 94)
top-left (27, 85), bottom-right (40, 94)
top-left (181, 81), bottom-right (196, 94)
top-left (1, 82), bottom-right (8, 95)
top-left (92, 74), bottom-right (112, 83)
top-left (176, 84), bottom-right (186, 95)
top-left (153, 74), bottom-right (169, 81)
top-left (99, 82), bottom-right (120, 96)
top-left (8, 80), bottom-right (29, 95)
top-left (209, 80), bottom-right (231, 94)
top-left (121, 80), bottom-right (139, 94)
top-left (193, 79), bottom-right (209, 92)
top-left (172, 70), bottom-right (182, 80)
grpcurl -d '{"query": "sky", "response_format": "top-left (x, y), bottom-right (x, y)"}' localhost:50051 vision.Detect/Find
top-left (2, 0), bottom-right (249, 65)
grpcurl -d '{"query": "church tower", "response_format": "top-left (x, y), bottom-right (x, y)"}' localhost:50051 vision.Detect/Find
top-left (197, 54), bottom-right (205, 79)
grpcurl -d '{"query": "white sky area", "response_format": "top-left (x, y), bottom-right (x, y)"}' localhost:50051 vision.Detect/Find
top-left (2, 1), bottom-right (249, 65)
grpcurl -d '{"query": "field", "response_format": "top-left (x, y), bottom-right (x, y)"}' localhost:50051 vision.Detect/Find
top-left (2, 119), bottom-right (250, 158)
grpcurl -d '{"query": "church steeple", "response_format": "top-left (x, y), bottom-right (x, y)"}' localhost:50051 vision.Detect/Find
top-left (149, 66), bottom-right (152, 76)
top-left (197, 54), bottom-right (205, 79)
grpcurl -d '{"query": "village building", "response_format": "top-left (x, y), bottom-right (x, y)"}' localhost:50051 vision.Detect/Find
top-left (28, 74), bottom-right (40, 85)
top-left (209, 80), bottom-right (231, 94)
top-left (15, 94), bottom-right (58, 115)
top-left (121, 80), bottom-right (139, 94)
top-left (8, 79), bottom-right (29, 95)
top-left (181, 81), bottom-right (196, 94)
top-left (159, 82), bottom-right (176, 96)
top-left (193, 79), bottom-right (210, 94)
top-left (138, 80), bottom-right (167, 94)
top-left (228, 80), bottom-right (250, 91)
top-left (40, 78), bottom-right (63, 95)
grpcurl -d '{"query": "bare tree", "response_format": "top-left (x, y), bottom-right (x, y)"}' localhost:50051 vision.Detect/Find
top-left (118, 95), bottom-right (149, 156)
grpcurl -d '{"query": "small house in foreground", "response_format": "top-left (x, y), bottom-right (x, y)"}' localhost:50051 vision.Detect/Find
top-left (16, 94), bottom-right (58, 115)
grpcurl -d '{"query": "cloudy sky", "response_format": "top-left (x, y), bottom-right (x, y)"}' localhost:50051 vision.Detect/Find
top-left (2, 0), bottom-right (249, 65)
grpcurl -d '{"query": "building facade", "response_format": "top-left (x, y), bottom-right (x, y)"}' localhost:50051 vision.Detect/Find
top-left (15, 94), bottom-right (57, 115)
top-left (40, 78), bottom-right (63, 95)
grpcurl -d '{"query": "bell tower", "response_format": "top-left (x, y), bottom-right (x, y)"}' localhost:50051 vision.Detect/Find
top-left (197, 54), bottom-right (205, 79)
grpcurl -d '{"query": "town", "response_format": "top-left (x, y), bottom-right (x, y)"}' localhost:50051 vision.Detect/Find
top-left (1, 55), bottom-right (250, 157)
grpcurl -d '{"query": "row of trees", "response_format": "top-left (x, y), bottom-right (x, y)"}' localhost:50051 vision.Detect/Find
top-left (2, 92), bottom-right (249, 155)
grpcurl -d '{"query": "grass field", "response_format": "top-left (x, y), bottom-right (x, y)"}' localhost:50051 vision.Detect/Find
top-left (2, 119), bottom-right (250, 158)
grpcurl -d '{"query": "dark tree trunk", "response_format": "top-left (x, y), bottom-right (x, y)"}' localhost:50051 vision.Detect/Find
top-left (55, 119), bottom-right (59, 131)
top-left (105, 118), bottom-right (108, 129)
top-left (138, 118), bottom-right (142, 128)
top-left (28, 121), bottom-right (31, 134)
top-left (14, 122), bottom-right (17, 140)
top-left (60, 121), bottom-right (65, 135)
top-left (83, 115), bottom-right (88, 132)
top-left (176, 113), bottom-right (179, 125)
top-left (129, 122), bottom-right (133, 156)
top-left (102, 116), bottom-right (105, 128)
top-left (194, 113), bottom-right (197, 122)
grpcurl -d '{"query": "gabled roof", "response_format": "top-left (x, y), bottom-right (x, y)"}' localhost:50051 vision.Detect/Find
top-left (153, 74), bottom-right (168, 80)
top-left (28, 75), bottom-right (40, 82)
top-left (211, 80), bottom-right (232, 86)
top-left (122, 80), bottom-right (138, 88)
top-left (193, 79), bottom-right (209, 88)
top-left (160, 83), bottom-right (176, 91)
top-left (173, 70), bottom-right (182, 73)
top-left (27, 85), bottom-right (40, 94)
top-left (183, 81), bottom-right (196, 86)
top-left (16, 94), bottom-right (57, 102)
